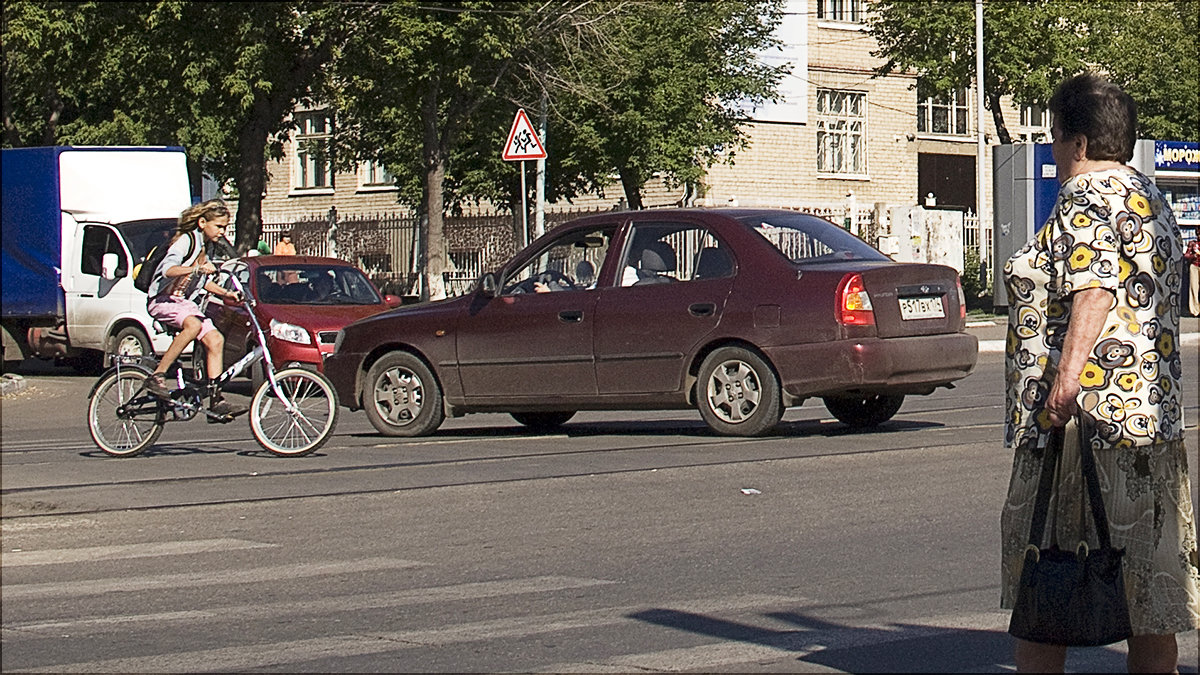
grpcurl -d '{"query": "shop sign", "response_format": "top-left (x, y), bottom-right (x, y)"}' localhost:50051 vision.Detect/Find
top-left (1155, 140), bottom-right (1199, 172)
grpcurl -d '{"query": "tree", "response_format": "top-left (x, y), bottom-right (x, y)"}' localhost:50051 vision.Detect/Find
top-left (868, 0), bottom-right (1198, 144)
top-left (335, 1), bottom-right (617, 300)
top-left (3, 1), bottom-right (369, 253)
top-left (548, 1), bottom-right (785, 209)
top-left (1077, 0), bottom-right (1198, 140)
top-left (2, 2), bottom-right (145, 147)
top-left (869, 0), bottom-right (1089, 144)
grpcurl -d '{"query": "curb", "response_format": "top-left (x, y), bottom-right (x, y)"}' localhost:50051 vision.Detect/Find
top-left (1, 373), bottom-right (28, 397)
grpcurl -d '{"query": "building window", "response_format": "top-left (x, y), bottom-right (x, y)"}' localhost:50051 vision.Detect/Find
top-left (1019, 103), bottom-right (1051, 141)
top-left (816, 89), bottom-right (867, 175)
top-left (817, 0), bottom-right (863, 23)
top-left (294, 111), bottom-right (333, 190)
top-left (360, 160), bottom-right (394, 188)
top-left (917, 87), bottom-right (970, 136)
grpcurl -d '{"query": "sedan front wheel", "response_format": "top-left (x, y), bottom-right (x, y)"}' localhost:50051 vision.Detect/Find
top-left (697, 346), bottom-right (782, 437)
top-left (363, 352), bottom-right (444, 437)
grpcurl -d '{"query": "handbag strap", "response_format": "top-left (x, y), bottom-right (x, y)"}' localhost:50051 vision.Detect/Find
top-left (1075, 415), bottom-right (1114, 550)
top-left (1025, 415), bottom-right (1113, 550)
top-left (1026, 425), bottom-right (1064, 549)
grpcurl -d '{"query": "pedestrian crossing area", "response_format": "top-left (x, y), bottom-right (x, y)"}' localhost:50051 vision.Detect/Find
top-left (0, 534), bottom-right (1173, 672)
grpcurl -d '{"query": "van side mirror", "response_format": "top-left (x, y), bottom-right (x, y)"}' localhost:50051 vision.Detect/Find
top-left (101, 253), bottom-right (120, 280)
top-left (478, 273), bottom-right (498, 298)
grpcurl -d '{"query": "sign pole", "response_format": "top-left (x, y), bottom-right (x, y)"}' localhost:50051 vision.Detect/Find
top-left (520, 161), bottom-right (528, 249)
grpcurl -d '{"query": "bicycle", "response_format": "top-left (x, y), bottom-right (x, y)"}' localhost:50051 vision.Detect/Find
top-left (86, 275), bottom-right (339, 457)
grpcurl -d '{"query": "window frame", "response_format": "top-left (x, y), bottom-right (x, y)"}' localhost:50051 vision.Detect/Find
top-left (917, 86), bottom-right (971, 137)
top-left (816, 0), bottom-right (864, 24)
top-left (292, 110), bottom-right (334, 193)
top-left (816, 88), bottom-right (868, 177)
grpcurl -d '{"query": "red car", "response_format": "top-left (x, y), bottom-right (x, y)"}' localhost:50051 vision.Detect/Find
top-left (204, 255), bottom-right (400, 388)
top-left (324, 209), bottom-right (979, 437)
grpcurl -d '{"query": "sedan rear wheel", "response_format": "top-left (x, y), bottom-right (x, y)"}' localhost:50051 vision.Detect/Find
top-left (697, 346), bottom-right (781, 436)
top-left (511, 411), bottom-right (575, 432)
top-left (822, 393), bottom-right (904, 428)
top-left (364, 351), bottom-right (444, 437)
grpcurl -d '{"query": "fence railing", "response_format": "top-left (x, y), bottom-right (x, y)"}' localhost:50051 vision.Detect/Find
top-left (252, 204), bottom-right (986, 299)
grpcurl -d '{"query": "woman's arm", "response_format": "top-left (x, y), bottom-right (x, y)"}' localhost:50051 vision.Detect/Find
top-left (1045, 287), bottom-right (1113, 426)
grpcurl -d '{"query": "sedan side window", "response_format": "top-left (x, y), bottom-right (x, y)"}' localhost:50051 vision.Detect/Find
top-left (502, 226), bottom-right (613, 295)
top-left (619, 223), bottom-right (732, 287)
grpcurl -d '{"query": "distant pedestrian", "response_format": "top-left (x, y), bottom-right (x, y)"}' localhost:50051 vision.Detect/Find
top-left (1185, 239), bottom-right (1199, 316)
top-left (999, 72), bottom-right (1198, 673)
top-left (274, 232), bottom-right (296, 256)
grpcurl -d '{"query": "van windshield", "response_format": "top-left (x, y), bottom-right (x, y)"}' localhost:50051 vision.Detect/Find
top-left (117, 219), bottom-right (178, 261)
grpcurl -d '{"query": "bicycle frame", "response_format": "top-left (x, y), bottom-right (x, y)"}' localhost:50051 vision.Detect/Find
top-left (110, 274), bottom-right (298, 418)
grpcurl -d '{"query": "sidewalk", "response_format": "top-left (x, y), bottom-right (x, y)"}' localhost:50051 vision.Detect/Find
top-left (970, 315), bottom-right (1200, 353)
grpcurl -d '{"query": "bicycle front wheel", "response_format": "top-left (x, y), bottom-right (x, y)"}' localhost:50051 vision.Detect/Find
top-left (88, 370), bottom-right (165, 457)
top-left (250, 368), bottom-right (339, 456)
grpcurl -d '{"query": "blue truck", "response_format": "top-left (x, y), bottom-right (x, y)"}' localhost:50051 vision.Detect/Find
top-left (1, 146), bottom-right (196, 371)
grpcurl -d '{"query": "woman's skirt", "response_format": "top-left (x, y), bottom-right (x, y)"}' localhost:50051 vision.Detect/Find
top-left (1000, 422), bottom-right (1200, 635)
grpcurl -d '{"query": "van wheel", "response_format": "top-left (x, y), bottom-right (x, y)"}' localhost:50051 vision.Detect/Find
top-left (110, 326), bottom-right (152, 366)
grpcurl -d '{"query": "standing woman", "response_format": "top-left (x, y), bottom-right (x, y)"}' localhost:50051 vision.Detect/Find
top-left (1000, 73), bottom-right (1199, 672)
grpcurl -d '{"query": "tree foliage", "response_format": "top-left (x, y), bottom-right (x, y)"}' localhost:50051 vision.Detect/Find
top-left (868, 0), bottom-right (1198, 143)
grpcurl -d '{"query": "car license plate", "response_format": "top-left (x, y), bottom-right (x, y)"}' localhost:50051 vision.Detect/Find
top-left (899, 295), bottom-right (945, 320)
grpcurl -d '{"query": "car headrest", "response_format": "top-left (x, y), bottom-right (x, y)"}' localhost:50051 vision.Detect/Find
top-left (640, 241), bottom-right (676, 272)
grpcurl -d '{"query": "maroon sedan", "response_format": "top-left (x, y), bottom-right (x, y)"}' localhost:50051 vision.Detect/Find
top-left (324, 209), bottom-right (978, 437)
top-left (204, 255), bottom-right (400, 389)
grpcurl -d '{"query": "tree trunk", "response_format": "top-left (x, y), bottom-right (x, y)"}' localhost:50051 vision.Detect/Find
top-left (617, 164), bottom-right (643, 210)
top-left (986, 91), bottom-right (1012, 145)
top-left (42, 85), bottom-right (62, 146)
top-left (233, 100), bottom-right (272, 254)
top-left (421, 87), bottom-right (448, 301)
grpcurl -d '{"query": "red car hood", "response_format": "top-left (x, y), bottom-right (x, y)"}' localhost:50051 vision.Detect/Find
top-left (260, 303), bottom-right (389, 332)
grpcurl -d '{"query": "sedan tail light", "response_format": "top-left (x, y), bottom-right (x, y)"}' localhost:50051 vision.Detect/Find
top-left (956, 276), bottom-right (967, 321)
top-left (837, 273), bottom-right (875, 326)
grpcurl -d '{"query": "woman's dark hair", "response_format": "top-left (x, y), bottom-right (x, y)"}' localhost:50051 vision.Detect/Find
top-left (1048, 72), bottom-right (1137, 163)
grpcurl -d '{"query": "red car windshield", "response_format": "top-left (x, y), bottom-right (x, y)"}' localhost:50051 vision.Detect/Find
top-left (256, 265), bottom-right (382, 305)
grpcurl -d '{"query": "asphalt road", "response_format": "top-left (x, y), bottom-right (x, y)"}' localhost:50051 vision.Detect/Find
top-left (2, 324), bottom-right (1198, 673)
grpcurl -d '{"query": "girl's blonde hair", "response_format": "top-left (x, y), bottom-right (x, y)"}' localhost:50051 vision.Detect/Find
top-left (177, 199), bottom-right (231, 234)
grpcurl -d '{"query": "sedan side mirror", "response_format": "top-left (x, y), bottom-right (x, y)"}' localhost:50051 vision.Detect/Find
top-left (478, 272), bottom-right (498, 298)
top-left (383, 294), bottom-right (403, 308)
top-left (101, 252), bottom-right (120, 280)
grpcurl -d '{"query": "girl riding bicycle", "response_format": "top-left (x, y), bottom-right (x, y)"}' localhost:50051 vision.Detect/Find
top-left (144, 199), bottom-right (246, 421)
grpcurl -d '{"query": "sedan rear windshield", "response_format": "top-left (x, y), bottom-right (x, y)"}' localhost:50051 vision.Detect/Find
top-left (257, 265), bottom-right (382, 305)
top-left (737, 212), bottom-right (888, 265)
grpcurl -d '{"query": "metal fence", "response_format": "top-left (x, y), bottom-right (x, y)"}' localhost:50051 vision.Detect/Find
top-left (962, 213), bottom-right (993, 286)
top-left (260, 206), bottom-right (610, 298)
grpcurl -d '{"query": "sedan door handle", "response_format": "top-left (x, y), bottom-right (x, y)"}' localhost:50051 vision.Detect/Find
top-left (689, 303), bottom-right (716, 317)
top-left (558, 310), bottom-right (584, 323)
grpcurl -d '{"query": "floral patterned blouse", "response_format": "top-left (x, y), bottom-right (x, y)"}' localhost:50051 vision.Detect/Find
top-left (1003, 167), bottom-right (1184, 451)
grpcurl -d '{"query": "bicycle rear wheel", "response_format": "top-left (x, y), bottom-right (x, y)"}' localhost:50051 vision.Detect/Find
top-left (250, 368), bottom-right (339, 456)
top-left (88, 370), bottom-right (165, 457)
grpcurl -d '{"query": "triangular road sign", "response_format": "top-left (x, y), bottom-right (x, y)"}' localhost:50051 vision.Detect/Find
top-left (502, 109), bottom-right (547, 161)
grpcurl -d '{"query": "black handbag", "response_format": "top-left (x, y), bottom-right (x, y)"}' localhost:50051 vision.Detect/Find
top-left (1008, 418), bottom-right (1133, 646)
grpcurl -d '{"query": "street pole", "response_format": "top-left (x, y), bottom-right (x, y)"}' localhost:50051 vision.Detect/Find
top-left (535, 93), bottom-right (547, 240)
top-left (975, 0), bottom-right (988, 292)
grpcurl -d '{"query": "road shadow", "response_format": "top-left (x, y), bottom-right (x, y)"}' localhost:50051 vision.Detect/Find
top-left (79, 442), bottom-right (245, 458)
top-left (627, 607), bottom-right (1197, 673)
top-left (346, 418), bottom-right (943, 441)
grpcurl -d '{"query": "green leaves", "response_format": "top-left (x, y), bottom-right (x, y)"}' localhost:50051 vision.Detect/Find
top-left (868, 0), bottom-right (1197, 142)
